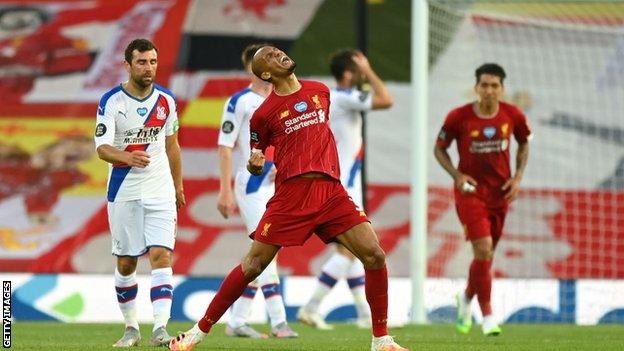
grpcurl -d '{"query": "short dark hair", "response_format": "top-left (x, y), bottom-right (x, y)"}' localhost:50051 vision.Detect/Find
top-left (125, 38), bottom-right (158, 64)
top-left (241, 43), bottom-right (271, 69)
top-left (329, 49), bottom-right (357, 81)
top-left (475, 63), bottom-right (506, 85)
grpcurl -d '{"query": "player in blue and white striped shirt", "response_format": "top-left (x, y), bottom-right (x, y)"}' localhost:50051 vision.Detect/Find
top-left (95, 38), bottom-right (184, 348)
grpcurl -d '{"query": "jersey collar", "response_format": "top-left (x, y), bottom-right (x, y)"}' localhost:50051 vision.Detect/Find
top-left (120, 83), bottom-right (155, 102)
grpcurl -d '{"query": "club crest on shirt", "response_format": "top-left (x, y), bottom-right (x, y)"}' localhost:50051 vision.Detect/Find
top-left (137, 107), bottom-right (148, 117)
top-left (470, 129), bottom-right (480, 138)
top-left (280, 110), bottom-right (290, 119)
top-left (261, 223), bottom-right (271, 236)
top-left (156, 106), bottom-right (167, 120)
top-left (294, 101), bottom-right (308, 112)
top-left (483, 126), bottom-right (496, 139)
top-left (311, 95), bottom-right (322, 109)
top-left (501, 123), bottom-right (509, 137)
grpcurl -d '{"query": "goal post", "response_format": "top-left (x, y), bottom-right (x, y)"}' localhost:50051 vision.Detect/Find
top-left (410, 0), bottom-right (429, 325)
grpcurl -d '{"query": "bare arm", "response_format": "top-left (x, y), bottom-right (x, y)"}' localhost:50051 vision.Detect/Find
top-left (501, 142), bottom-right (529, 201)
top-left (247, 150), bottom-right (265, 176)
top-left (217, 145), bottom-right (236, 218)
top-left (352, 52), bottom-right (393, 109)
top-left (433, 144), bottom-right (477, 192)
top-left (514, 142), bottom-right (529, 181)
top-left (166, 133), bottom-right (185, 209)
top-left (433, 144), bottom-right (459, 180)
top-left (96, 144), bottom-right (150, 168)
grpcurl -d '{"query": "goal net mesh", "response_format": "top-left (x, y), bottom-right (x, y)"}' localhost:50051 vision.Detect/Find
top-left (425, 1), bottom-right (624, 322)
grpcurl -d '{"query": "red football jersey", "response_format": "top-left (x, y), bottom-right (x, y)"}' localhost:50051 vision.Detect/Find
top-left (436, 102), bottom-right (532, 203)
top-left (250, 80), bottom-right (340, 186)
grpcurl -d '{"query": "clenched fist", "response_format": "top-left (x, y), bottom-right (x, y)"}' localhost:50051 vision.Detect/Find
top-left (247, 150), bottom-right (265, 176)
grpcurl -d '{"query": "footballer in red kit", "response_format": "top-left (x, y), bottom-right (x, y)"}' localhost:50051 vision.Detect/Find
top-left (434, 63), bottom-right (531, 336)
top-left (170, 46), bottom-right (409, 351)
top-left (438, 101), bottom-right (531, 232)
top-left (248, 80), bottom-right (366, 246)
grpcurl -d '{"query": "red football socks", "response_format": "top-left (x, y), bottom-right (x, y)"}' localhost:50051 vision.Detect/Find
top-left (465, 259), bottom-right (493, 316)
top-left (365, 266), bottom-right (389, 337)
top-left (198, 265), bottom-right (252, 333)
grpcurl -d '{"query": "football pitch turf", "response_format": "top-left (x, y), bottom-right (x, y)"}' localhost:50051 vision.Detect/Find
top-left (10, 322), bottom-right (623, 350)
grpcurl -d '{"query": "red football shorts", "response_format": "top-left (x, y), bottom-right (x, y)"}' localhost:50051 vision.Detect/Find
top-left (250, 176), bottom-right (369, 246)
top-left (454, 191), bottom-right (507, 243)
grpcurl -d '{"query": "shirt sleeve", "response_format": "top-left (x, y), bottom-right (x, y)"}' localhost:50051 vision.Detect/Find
top-left (436, 109), bottom-right (459, 149)
top-left (165, 96), bottom-right (179, 136)
top-left (94, 98), bottom-right (116, 149)
top-left (343, 89), bottom-right (373, 112)
top-left (513, 107), bottom-right (532, 143)
top-left (249, 108), bottom-right (270, 152)
top-left (217, 95), bottom-right (244, 148)
top-left (319, 83), bottom-right (331, 120)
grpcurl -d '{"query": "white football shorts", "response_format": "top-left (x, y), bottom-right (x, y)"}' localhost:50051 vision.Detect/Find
top-left (107, 197), bottom-right (177, 256)
top-left (234, 178), bottom-right (274, 234)
top-left (234, 178), bottom-right (279, 285)
top-left (345, 179), bottom-right (364, 211)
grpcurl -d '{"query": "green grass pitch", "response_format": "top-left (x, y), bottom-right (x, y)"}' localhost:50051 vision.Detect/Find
top-left (10, 322), bottom-right (623, 350)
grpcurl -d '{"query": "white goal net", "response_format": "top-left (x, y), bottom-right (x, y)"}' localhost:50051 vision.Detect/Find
top-left (425, 1), bottom-right (624, 323)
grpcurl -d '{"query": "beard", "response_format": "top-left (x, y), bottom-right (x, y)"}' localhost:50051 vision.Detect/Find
top-left (132, 74), bottom-right (153, 89)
